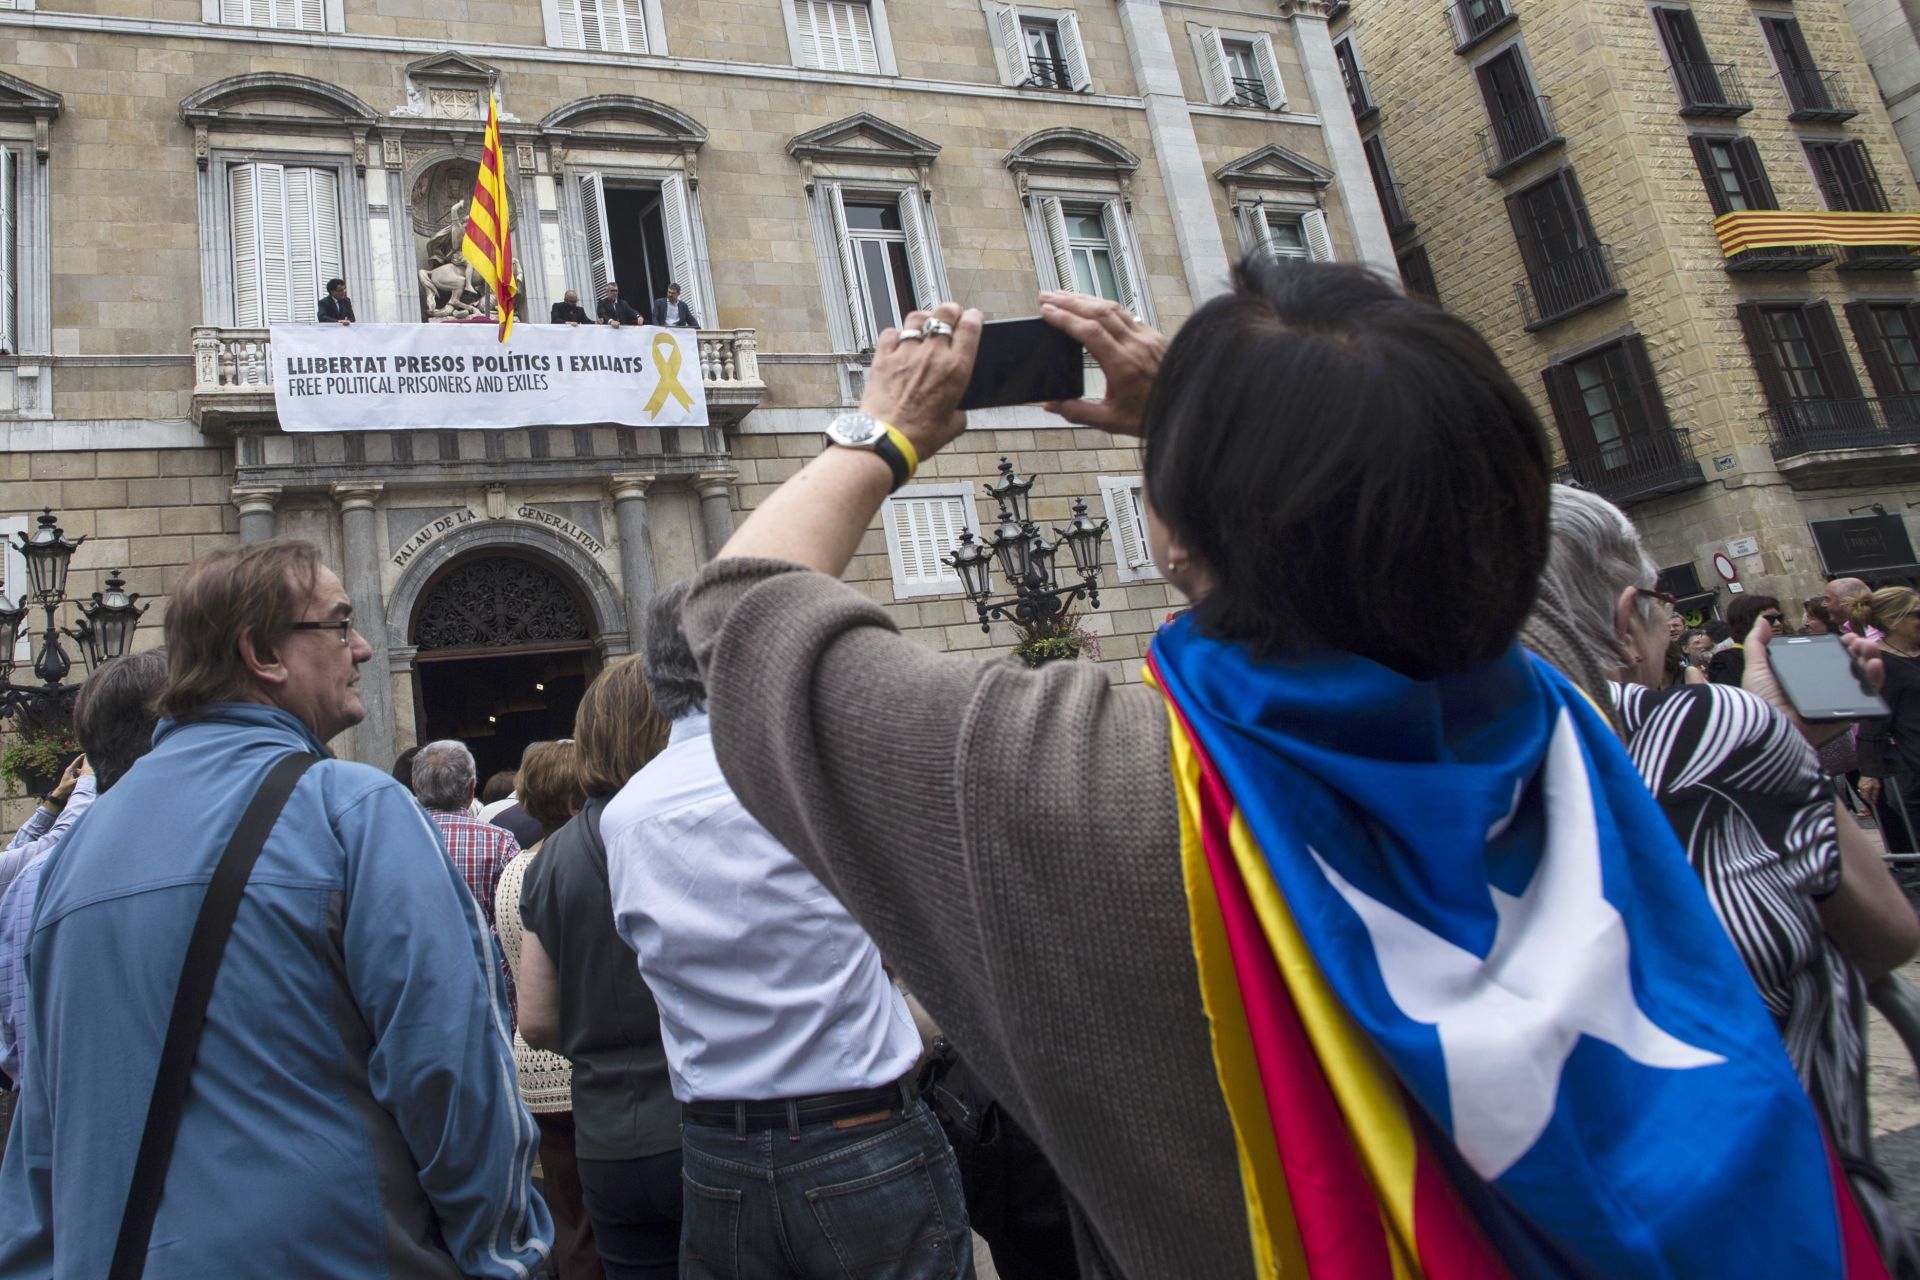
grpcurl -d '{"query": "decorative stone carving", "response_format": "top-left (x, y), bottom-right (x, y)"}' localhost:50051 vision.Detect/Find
top-left (429, 87), bottom-right (482, 120)
top-left (383, 136), bottom-right (404, 169)
top-left (411, 159), bottom-right (496, 322)
top-left (514, 142), bottom-right (535, 173)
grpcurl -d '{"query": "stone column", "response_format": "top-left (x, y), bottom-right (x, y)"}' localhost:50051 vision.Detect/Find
top-left (609, 473), bottom-right (658, 652)
top-left (1283, 0), bottom-right (1397, 273)
top-left (695, 471), bottom-right (739, 563)
top-left (332, 483), bottom-right (396, 769)
top-left (231, 485), bottom-right (282, 544)
top-left (1112, 0), bottom-right (1234, 304)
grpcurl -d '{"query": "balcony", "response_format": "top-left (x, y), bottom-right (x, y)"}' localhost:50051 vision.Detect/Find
top-left (1672, 61), bottom-right (1751, 117)
top-left (1555, 428), bottom-right (1706, 507)
top-left (1479, 95), bottom-right (1565, 177)
top-left (1229, 76), bottom-right (1270, 110)
top-left (1026, 55), bottom-right (1072, 89)
top-left (1516, 243), bottom-right (1626, 330)
top-left (1766, 398), bottom-right (1920, 485)
top-left (1377, 180), bottom-right (1416, 237)
top-left (1447, 0), bottom-right (1516, 54)
top-left (1781, 67), bottom-right (1858, 123)
top-left (1725, 244), bottom-right (1835, 273)
top-left (1837, 244), bottom-right (1920, 273)
top-left (190, 325), bottom-right (767, 432)
top-left (1346, 67), bottom-right (1380, 121)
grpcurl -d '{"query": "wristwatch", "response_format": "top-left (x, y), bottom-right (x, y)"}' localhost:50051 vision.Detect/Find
top-left (824, 413), bottom-right (918, 492)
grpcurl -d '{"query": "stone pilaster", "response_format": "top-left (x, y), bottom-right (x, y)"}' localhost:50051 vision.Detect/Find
top-left (231, 485), bottom-right (282, 545)
top-left (332, 482), bottom-right (395, 769)
top-left (694, 471), bottom-right (739, 563)
top-left (609, 473), bottom-right (658, 652)
top-left (1284, 0), bottom-right (1398, 274)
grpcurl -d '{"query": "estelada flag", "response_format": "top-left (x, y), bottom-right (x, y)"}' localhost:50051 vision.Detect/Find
top-left (461, 93), bottom-right (516, 343)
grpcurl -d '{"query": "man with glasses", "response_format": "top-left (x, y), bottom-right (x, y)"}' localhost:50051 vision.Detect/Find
top-left (1708, 594), bottom-right (1783, 688)
top-left (0, 540), bottom-right (551, 1279)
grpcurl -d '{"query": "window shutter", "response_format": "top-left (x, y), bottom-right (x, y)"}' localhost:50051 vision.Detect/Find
top-left (1252, 34), bottom-right (1284, 111)
top-left (1301, 208), bottom-right (1334, 262)
top-left (887, 492), bottom-right (970, 592)
top-left (579, 172), bottom-right (612, 299)
top-left (1845, 302), bottom-right (1901, 399)
top-left (1540, 363), bottom-right (1600, 465)
top-left (0, 149), bottom-right (14, 355)
top-left (1059, 12), bottom-right (1092, 91)
top-left (579, 0), bottom-right (607, 50)
top-left (1099, 201), bottom-right (1139, 312)
top-left (1732, 138), bottom-right (1777, 210)
top-left (1806, 142), bottom-right (1847, 209)
top-left (285, 168), bottom-right (319, 322)
top-left (617, 0), bottom-right (648, 51)
top-left (1503, 190), bottom-right (1546, 277)
top-left (1804, 302), bottom-right (1862, 399)
top-left (1736, 304), bottom-right (1794, 408)
top-left (1689, 135), bottom-right (1732, 217)
top-left (230, 164), bottom-right (261, 326)
top-left (313, 170), bottom-right (343, 291)
top-left (992, 5), bottom-right (1026, 86)
top-left (660, 173), bottom-right (701, 321)
top-left (1098, 477), bottom-right (1153, 575)
top-left (1038, 195), bottom-right (1074, 293)
top-left (221, 0), bottom-right (248, 22)
top-left (1235, 202), bottom-right (1270, 256)
top-left (557, 0), bottom-right (580, 47)
top-left (1198, 28), bottom-right (1231, 105)
top-left (793, 0), bottom-right (817, 65)
top-left (1621, 336), bottom-right (1675, 436)
top-left (1841, 140), bottom-right (1887, 212)
top-left (825, 184), bottom-right (873, 348)
top-left (896, 189), bottom-right (936, 312)
top-left (297, 0), bottom-right (323, 30)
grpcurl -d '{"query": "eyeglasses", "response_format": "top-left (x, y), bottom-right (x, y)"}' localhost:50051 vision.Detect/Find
top-left (1634, 586), bottom-right (1678, 608)
top-left (290, 619), bottom-right (357, 645)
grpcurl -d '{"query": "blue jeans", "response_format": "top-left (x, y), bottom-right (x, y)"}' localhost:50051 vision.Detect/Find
top-left (679, 1095), bottom-right (976, 1279)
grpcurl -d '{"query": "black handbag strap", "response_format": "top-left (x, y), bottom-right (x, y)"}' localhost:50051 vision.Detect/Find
top-left (109, 751), bottom-right (320, 1280)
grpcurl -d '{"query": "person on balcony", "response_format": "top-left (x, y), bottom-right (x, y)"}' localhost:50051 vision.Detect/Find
top-left (596, 282), bottom-right (640, 328)
top-left (649, 284), bottom-right (699, 329)
top-left (317, 278), bottom-right (355, 325)
top-left (551, 291), bottom-right (591, 326)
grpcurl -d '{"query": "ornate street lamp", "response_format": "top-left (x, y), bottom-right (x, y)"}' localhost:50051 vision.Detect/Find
top-left (945, 457), bottom-right (1109, 638)
top-left (0, 510), bottom-right (149, 735)
top-left (74, 571), bottom-right (147, 671)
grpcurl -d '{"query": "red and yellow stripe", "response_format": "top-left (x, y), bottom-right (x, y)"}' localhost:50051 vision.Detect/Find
top-left (461, 93), bottom-right (517, 343)
top-left (1148, 657), bottom-right (1509, 1278)
top-left (1716, 210), bottom-right (1920, 255)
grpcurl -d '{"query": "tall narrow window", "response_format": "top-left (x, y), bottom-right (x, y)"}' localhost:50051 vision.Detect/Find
top-left (0, 149), bottom-right (14, 356)
top-left (1363, 134), bottom-right (1412, 233)
top-left (1805, 139), bottom-right (1889, 213)
top-left (793, 0), bottom-right (879, 72)
top-left (1196, 28), bottom-right (1284, 110)
top-left (1476, 47), bottom-right (1555, 168)
top-left (219, 0), bottom-right (322, 30)
top-left (1654, 8), bottom-right (1744, 112)
top-left (1098, 475), bottom-right (1158, 582)
top-left (1689, 135), bottom-right (1774, 213)
top-left (575, 172), bottom-right (702, 322)
top-left (1397, 244), bottom-right (1438, 301)
top-left (1334, 38), bottom-right (1374, 118)
top-left (1541, 337), bottom-right (1694, 502)
top-left (1763, 17), bottom-right (1855, 119)
top-left (989, 7), bottom-right (1091, 90)
top-left (1032, 194), bottom-right (1144, 317)
top-left (821, 185), bottom-right (939, 350)
top-left (556, 0), bottom-right (649, 52)
top-left (1737, 301), bottom-right (1869, 445)
top-left (881, 482), bottom-right (978, 597)
top-left (1506, 169), bottom-right (1617, 325)
top-left (1240, 206), bottom-right (1332, 262)
top-left (228, 163), bottom-right (342, 327)
top-left (1846, 302), bottom-right (1920, 425)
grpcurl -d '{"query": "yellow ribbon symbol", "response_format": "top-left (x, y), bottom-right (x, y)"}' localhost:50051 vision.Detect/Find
top-left (644, 332), bottom-right (694, 417)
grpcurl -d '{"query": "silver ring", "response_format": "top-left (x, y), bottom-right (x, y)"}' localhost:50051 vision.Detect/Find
top-left (1129, 313), bottom-right (1145, 327)
top-left (921, 318), bottom-right (955, 338)
top-left (896, 327), bottom-right (925, 341)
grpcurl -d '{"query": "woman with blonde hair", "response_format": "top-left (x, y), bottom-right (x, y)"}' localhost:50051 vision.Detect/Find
top-left (1855, 586), bottom-right (1920, 851)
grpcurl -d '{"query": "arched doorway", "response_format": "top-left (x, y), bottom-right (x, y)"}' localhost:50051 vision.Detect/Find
top-left (410, 551), bottom-right (600, 783)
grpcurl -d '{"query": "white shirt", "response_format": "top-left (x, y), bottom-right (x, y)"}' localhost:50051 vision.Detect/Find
top-left (477, 793), bottom-right (518, 822)
top-left (602, 712), bottom-right (921, 1102)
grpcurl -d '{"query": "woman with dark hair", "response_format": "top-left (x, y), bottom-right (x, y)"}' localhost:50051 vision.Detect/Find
top-left (674, 258), bottom-right (1858, 1278)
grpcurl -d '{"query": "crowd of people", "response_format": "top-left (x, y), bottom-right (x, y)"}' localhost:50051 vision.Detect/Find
top-left (1, 256), bottom-right (1917, 1278)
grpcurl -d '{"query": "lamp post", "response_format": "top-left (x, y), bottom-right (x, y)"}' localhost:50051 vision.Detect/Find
top-left (944, 458), bottom-right (1108, 638)
top-left (0, 509), bottom-right (148, 734)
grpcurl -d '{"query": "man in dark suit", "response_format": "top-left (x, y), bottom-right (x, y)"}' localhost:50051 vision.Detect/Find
top-left (596, 282), bottom-right (640, 327)
top-left (317, 278), bottom-right (355, 325)
top-left (550, 290), bottom-right (590, 325)
top-left (650, 283), bottom-right (700, 329)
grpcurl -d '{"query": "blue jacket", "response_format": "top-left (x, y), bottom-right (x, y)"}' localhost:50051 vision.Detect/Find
top-left (0, 704), bottom-right (552, 1279)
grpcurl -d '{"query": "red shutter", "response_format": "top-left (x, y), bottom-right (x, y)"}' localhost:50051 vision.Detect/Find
top-left (1622, 336), bottom-right (1675, 436)
top-left (1736, 304), bottom-right (1794, 407)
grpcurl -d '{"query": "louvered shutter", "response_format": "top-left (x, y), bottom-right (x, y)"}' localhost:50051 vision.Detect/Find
top-left (311, 169), bottom-right (343, 293)
top-left (297, 0), bottom-right (323, 31)
top-left (825, 184), bottom-right (873, 348)
top-left (230, 165), bottom-right (261, 326)
top-left (1099, 201), bottom-right (1138, 311)
top-left (1252, 34), bottom-right (1284, 110)
top-left (1845, 302), bottom-right (1901, 399)
top-left (0, 515), bottom-right (27, 656)
top-left (620, 0), bottom-right (648, 52)
top-left (793, 0), bottom-right (817, 65)
top-left (1688, 135), bottom-right (1732, 216)
top-left (1099, 476), bottom-right (1153, 576)
top-left (1038, 196), bottom-right (1074, 293)
top-left (1540, 362), bottom-right (1600, 468)
top-left (0, 150), bottom-right (15, 355)
top-left (992, 5), bottom-right (1026, 85)
top-left (1503, 189), bottom-right (1547, 279)
top-left (1301, 208), bottom-right (1334, 262)
top-left (660, 173), bottom-right (701, 321)
top-left (1622, 336), bottom-right (1675, 436)
top-left (1732, 138), bottom-right (1778, 210)
top-left (1841, 140), bottom-right (1888, 212)
top-left (1236, 202), bottom-right (1271, 256)
top-left (256, 163), bottom-right (290, 324)
top-left (579, 172), bottom-right (612, 298)
top-left (897, 189), bottom-right (936, 313)
top-left (1735, 304), bottom-right (1794, 408)
top-left (221, 0), bottom-right (248, 22)
top-left (285, 169), bottom-right (318, 321)
top-left (583, 0), bottom-right (608, 51)
top-left (557, 0), bottom-right (580, 47)
top-left (1805, 302), bottom-right (1863, 398)
top-left (887, 492), bottom-right (970, 592)
top-left (1198, 28), bottom-right (1231, 105)
top-left (846, 1), bottom-right (878, 72)
top-left (1059, 12), bottom-right (1091, 91)
top-left (1806, 142), bottom-right (1848, 209)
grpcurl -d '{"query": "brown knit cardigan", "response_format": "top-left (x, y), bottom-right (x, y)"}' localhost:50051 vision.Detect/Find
top-left (684, 557), bottom-right (1253, 1280)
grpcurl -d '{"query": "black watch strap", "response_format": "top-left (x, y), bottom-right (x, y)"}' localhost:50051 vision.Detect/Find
top-left (872, 431), bottom-right (912, 492)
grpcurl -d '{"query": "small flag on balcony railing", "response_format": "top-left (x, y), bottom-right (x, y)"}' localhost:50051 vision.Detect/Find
top-left (1715, 209), bottom-right (1920, 255)
top-left (461, 93), bottom-right (517, 343)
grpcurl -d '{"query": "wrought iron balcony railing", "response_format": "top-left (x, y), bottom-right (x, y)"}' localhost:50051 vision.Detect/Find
top-left (1229, 76), bottom-right (1270, 109)
top-left (1725, 243), bottom-right (1835, 273)
top-left (1346, 67), bottom-right (1379, 120)
top-left (1837, 243), bottom-right (1920, 272)
top-left (1447, 0), bottom-right (1515, 52)
top-left (1672, 61), bottom-right (1752, 116)
top-left (1555, 427), bottom-right (1706, 506)
top-left (1027, 55), bottom-right (1072, 89)
top-left (1766, 397), bottom-right (1920, 459)
top-left (1516, 243), bottom-right (1624, 329)
top-left (1478, 94), bottom-right (1564, 175)
top-left (1781, 67), bottom-right (1858, 122)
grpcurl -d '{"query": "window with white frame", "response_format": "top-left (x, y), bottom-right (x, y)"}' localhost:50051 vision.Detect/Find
top-left (882, 482), bottom-right (980, 598)
top-left (793, 0), bottom-right (881, 72)
top-left (1033, 196), bottom-right (1142, 316)
top-left (576, 171), bottom-right (704, 322)
top-left (555, 0), bottom-right (650, 51)
top-left (228, 163), bottom-right (343, 327)
top-left (0, 148), bottom-right (16, 356)
top-left (219, 0), bottom-right (323, 30)
top-left (1195, 28), bottom-right (1284, 110)
top-left (820, 184), bottom-right (940, 350)
top-left (987, 5), bottom-right (1091, 90)
top-left (0, 514), bottom-right (29, 661)
top-left (1098, 476), bottom-right (1158, 582)
top-left (1238, 205), bottom-right (1333, 261)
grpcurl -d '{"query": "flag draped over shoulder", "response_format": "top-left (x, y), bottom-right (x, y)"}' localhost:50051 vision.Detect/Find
top-left (462, 93), bottom-right (516, 343)
top-left (1716, 209), bottom-right (1920, 255)
top-left (1144, 615), bottom-right (1887, 1279)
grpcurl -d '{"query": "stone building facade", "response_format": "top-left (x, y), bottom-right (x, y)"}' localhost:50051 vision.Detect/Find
top-left (1336, 0), bottom-right (1920, 621)
top-left (0, 0), bottom-right (1391, 782)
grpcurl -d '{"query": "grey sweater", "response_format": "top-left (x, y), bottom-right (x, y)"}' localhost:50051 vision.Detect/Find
top-left (685, 558), bottom-right (1253, 1280)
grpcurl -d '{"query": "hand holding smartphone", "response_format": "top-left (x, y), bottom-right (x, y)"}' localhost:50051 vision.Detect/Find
top-left (956, 317), bottom-right (1085, 411)
top-left (1764, 635), bottom-right (1890, 722)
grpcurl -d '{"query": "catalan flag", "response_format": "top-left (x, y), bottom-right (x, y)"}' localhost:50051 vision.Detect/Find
top-left (1717, 209), bottom-right (1920, 256)
top-left (462, 93), bottom-right (517, 343)
top-left (1145, 617), bottom-right (1889, 1279)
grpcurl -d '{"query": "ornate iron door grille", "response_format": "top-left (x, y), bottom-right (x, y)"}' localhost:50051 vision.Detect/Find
top-left (414, 556), bottom-right (591, 651)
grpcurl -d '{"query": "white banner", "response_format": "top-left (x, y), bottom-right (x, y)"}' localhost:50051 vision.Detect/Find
top-left (269, 322), bottom-right (708, 432)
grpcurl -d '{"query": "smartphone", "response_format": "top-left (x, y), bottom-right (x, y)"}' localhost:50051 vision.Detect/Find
top-left (957, 318), bottom-right (1084, 411)
top-left (1764, 635), bottom-right (1891, 722)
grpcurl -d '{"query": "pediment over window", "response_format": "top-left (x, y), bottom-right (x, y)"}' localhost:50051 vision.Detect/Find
top-left (1004, 128), bottom-right (1138, 200)
top-left (0, 70), bottom-right (62, 161)
top-left (541, 96), bottom-right (706, 150)
top-left (395, 52), bottom-right (501, 121)
top-left (787, 114), bottom-right (940, 167)
top-left (1214, 144), bottom-right (1333, 198)
top-left (181, 73), bottom-right (378, 126)
top-left (403, 51), bottom-right (499, 86)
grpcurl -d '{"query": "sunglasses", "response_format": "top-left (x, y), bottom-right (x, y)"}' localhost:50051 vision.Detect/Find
top-left (1760, 613), bottom-right (1786, 627)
